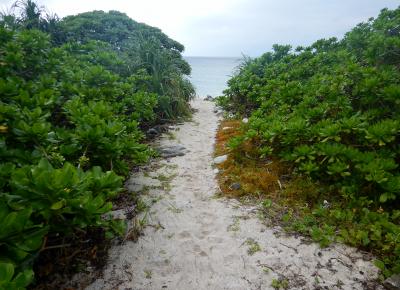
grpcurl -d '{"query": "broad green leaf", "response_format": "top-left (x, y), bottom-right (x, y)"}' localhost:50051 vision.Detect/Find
top-left (0, 262), bottom-right (14, 284)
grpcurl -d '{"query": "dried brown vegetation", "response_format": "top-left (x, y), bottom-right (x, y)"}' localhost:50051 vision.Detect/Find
top-left (215, 120), bottom-right (289, 200)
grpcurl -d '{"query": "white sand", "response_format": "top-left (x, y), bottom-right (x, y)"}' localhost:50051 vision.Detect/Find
top-left (87, 99), bottom-right (381, 290)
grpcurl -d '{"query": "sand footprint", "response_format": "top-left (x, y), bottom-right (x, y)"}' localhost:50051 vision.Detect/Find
top-left (193, 244), bottom-right (208, 257)
top-left (178, 230), bottom-right (192, 239)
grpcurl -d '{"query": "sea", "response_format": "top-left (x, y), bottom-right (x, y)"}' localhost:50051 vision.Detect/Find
top-left (185, 56), bottom-right (242, 98)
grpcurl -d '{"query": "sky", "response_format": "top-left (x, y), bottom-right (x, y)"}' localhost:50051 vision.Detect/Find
top-left (0, 0), bottom-right (399, 57)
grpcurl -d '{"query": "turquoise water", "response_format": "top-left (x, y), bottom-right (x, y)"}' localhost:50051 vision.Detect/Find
top-left (185, 56), bottom-right (241, 98)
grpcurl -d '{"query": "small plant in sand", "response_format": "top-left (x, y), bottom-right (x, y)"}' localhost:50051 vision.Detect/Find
top-left (166, 233), bottom-right (175, 239)
top-left (227, 217), bottom-right (241, 232)
top-left (244, 238), bottom-right (261, 255)
top-left (165, 131), bottom-right (177, 140)
top-left (262, 267), bottom-right (270, 274)
top-left (271, 278), bottom-right (289, 289)
top-left (167, 204), bottom-right (184, 214)
top-left (156, 172), bottom-right (177, 193)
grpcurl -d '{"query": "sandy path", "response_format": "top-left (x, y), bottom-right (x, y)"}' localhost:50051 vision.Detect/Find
top-left (87, 99), bottom-right (381, 290)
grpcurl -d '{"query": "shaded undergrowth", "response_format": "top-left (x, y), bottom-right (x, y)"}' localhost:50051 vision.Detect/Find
top-left (30, 189), bottom-right (144, 289)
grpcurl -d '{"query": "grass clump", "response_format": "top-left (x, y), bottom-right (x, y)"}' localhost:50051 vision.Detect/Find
top-left (271, 278), bottom-right (289, 289)
top-left (244, 238), bottom-right (261, 255)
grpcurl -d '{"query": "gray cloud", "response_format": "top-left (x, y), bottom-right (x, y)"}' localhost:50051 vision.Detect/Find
top-left (182, 0), bottom-right (399, 56)
top-left (0, 0), bottom-right (398, 57)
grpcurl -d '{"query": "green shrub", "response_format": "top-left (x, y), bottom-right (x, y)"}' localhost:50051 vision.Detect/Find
top-left (0, 1), bottom-right (194, 287)
top-left (0, 160), bottom-right (123, 288)
top-left (219, 6), bottom-right (400, 275)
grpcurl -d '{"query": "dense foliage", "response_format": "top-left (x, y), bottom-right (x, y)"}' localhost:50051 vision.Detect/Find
top-left (0, 1), bottom-right (194, 288)
top-left (218, 7), bottom-right (400, 276)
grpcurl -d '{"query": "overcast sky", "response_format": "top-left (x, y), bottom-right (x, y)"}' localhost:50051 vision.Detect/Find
top-left (1, 0), bottom-right (399, 57)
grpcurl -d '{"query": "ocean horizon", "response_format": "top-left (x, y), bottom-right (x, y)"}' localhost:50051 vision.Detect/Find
top-left (185, 56), bottom-right (242, 98)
